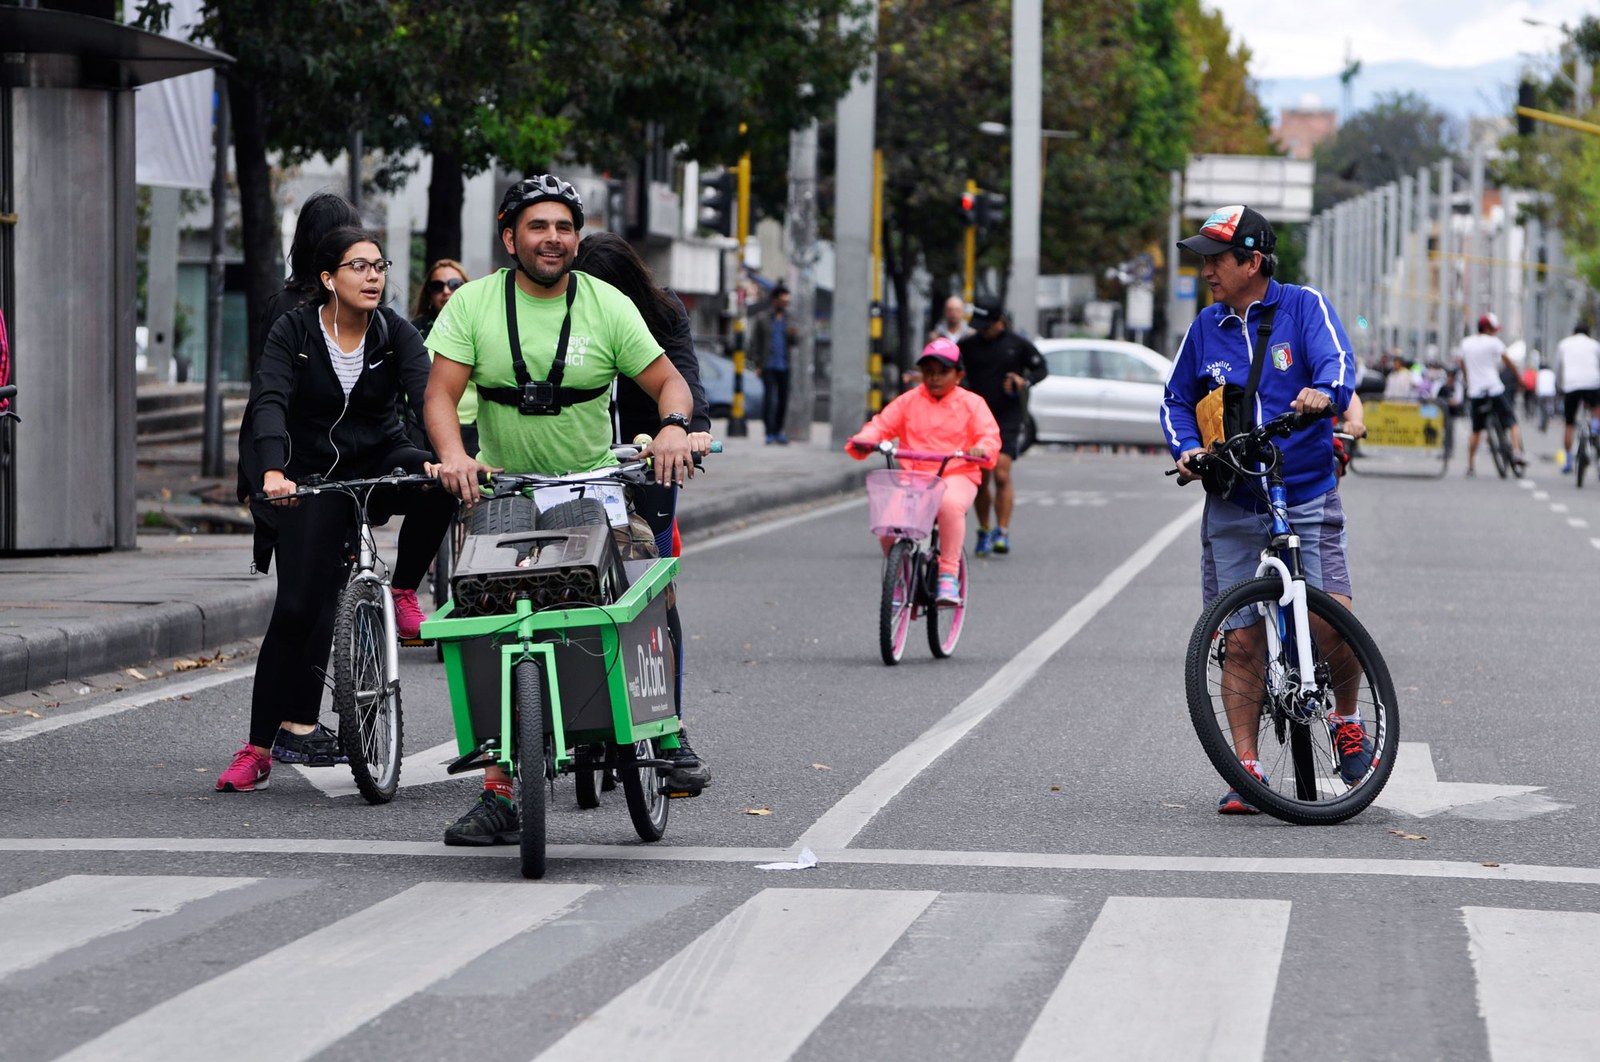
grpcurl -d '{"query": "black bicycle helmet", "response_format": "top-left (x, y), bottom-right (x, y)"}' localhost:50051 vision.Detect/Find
top-left (496, 174), bottom-right (585, 233)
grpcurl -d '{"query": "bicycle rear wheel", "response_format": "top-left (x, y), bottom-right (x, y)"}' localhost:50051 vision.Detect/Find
top-left (332, 579), bottom-right (402, 804)
top-left (619, 739), bottom-right (669, 841)
top-left (1185, 576), bottom-right (1399, 825)
top-left (1488, 419), bottom-right (1510, 478)
top-left (927, 550), bottom-right (968, 658)
top-left (514, 660), bottom-right (548, 879)
top-left (879, 540), bottom-right (916, 665)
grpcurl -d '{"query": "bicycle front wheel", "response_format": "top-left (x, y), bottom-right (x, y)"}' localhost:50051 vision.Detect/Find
top-left (879, 540), bottom-right (916, 665)
top-left (1185, 576), bottom-right (1399, 825)
top-left (333, 579), bottom-right (403, 804)
top-left (514, 660), bottom-right (548, 879)
top-left (927, 550), bottom-right (968, 658)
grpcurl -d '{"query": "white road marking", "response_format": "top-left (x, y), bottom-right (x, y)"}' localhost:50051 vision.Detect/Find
top-left (1464, 906), bottom-right (1600, 1061)
top-left (1590, 537), bottom-right (1600, 551)
top-left (685, 495), bottom-right (864, 553)
top-left (1550, 502), bottom-right (1570, 513)
top-left (292, 739), bottom-right (461, 797)
top-left (795, 499), bottom-right (1205, 852)
top-left (1520, 480), bottom-right (1538, 490)
top-left (0, 875), bottom-right (257, 981)
top-left (1015, 897), bottom-right (1290, 1061)
top-left (1570, 517), bottom-right (1590, 528)
top-left (0, 664), bottom-right (257, 744)
top-left (531, 888), bottom-right (936, 1060)
top-left (1533, 490), bottom-right (1550, 500)
top-left (57, 882), bottom-right (593, 1062)
top-left (8, 837), bottom-right (1600, 886)
top-left (1373, 742), bottom-right (1544, 818)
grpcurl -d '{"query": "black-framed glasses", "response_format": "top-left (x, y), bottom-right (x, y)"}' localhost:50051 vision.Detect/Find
top-left (338, 258), bottom-right (393, 276)
top-left (425, 276), bottom-right (464, 295)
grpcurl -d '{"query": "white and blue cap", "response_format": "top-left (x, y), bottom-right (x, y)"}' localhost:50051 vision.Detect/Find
top-left (1178, 204), bottom-right (1276, 256)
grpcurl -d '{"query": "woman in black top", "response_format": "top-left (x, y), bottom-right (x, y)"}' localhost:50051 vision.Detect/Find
top-left (217, 227), bottom-right (455, 793)
top-left (571, 231), bottom-right (713, 793)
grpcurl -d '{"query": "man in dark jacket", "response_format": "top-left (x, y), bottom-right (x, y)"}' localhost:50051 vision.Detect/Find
top-left (748, 282), bottom-right (799, 444)
top-left (958, 296), bottom-right (1047, 556)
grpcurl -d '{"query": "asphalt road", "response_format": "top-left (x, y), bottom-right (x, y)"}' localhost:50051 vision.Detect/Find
top-left (4, 441), bottom-right (1598, 1061)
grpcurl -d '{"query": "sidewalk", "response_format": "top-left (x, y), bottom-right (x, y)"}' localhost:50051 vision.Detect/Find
top-left (0, 430), bottom-right (860, 697)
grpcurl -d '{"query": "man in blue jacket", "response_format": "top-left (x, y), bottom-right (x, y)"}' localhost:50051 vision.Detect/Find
top-left (1161, 203), bottom-right (1372, 815)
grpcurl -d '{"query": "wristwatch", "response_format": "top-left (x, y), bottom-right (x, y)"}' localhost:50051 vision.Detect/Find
top-left (659, 412), bottom-right (691, 432)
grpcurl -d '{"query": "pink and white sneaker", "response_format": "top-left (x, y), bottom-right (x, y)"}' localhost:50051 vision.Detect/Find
top-left (215, 743), bottom-right (271, 792)
top-left (392, 587), bottom-right (424, 640)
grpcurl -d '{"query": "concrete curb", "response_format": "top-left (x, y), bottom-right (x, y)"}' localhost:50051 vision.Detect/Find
top-left (0, 583), bottom-right (275, 697)
top-left (678, 469), bottom-right (863, 536)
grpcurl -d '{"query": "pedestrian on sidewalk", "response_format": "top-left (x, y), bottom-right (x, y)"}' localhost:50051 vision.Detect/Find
top-left (218, 226), bottom-right (456, 793)
top-left (749, 282), bottom-right (798, 444)
top-left (957, 296), bottom-right (1047, 557)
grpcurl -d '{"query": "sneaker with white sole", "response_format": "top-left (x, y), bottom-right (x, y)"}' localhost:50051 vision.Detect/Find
top-left (936, 573), bottom-right (962, 604)
top-left (392, 587), bottom-right (424, 640)
top-left (216, 743), bottom-right (271, 792)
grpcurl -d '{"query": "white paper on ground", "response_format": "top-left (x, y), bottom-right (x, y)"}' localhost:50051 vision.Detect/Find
top-left (755, 848), bottom-right (818, 871)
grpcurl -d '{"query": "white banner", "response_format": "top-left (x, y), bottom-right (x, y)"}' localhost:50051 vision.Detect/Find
top-left (127, 0), bottom-right (214, 190)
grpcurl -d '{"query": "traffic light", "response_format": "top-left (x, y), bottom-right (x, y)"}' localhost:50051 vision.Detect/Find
top-left (699, 168), bottom-right (736, 236)
top-left (1518, 81), bottom-right (1537, 137)
top-left (976, 191), bottom-right (1007, 232)
top-left (958, 189), bottom-right (976, 226)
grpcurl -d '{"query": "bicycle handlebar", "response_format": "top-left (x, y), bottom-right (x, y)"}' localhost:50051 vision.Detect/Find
top-left (1166, 407), bottom-right (1337, 482)
top-left (251, 469), bottom-right (440, 503)
top-left (0, 385), bottom-right (15, 402)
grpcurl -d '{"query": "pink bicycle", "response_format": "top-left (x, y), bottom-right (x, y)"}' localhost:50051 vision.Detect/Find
top-left (856, 440), bottom-right (978, 665)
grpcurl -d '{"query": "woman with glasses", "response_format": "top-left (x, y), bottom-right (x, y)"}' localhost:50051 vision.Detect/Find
top-left (217, 226), bottom-right (456, 793)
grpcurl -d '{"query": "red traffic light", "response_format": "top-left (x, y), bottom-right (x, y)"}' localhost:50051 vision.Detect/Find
top-left (958, 191), bottom-right (976, 225)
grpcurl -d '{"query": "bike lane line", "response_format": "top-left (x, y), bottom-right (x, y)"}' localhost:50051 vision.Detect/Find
top-left (793, 498), bottom-right (1205, 853)
top-left (0, 663), bottom-right (257, 744)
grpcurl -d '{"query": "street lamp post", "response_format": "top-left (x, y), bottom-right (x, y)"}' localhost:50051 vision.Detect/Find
top-left (978, 119), bottom-right (1077, 339)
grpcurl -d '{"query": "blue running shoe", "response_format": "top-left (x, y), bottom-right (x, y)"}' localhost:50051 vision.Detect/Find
top-left (1218, 763), bottom-right (1266, 815)
top-left (1329, 717), bottom-right (1375, 783)
top-left (974, 529), bottom-right (993, 557)
top-left (990, 528), bottom-right (1010, 554)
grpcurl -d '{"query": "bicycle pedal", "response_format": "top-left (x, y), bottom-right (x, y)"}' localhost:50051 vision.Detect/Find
top-left (400, 637), bottom-right (433, 647)
top-left (664, 788), bottom-right (702, 800)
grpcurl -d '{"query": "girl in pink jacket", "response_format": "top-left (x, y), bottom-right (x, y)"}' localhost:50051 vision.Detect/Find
top-left (847, 338), bottom-right (1001, 602)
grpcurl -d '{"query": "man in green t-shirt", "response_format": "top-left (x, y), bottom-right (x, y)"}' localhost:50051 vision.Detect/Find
top-left (424, 174), bottom-right (703, 846)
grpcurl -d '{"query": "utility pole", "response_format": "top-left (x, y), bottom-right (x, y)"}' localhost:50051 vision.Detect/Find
top-left (786, 121), bottom-right (819, 442)
top-left (830, 2), bottom-right (877, 443)
top-left (201, 78), bottom-right (230, 478)
top-left (868, 148), bottom-right (884, 412)
top-left (1008, 0), bottom-right (1042, 338)
top-left (728, 149), bottom-right (752, 437)
top-left (962, 179), bottom-right (977, 303)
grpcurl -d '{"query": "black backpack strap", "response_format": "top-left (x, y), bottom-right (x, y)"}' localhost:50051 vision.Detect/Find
top-left (1240, 303), bottom-right (1277, 430)
top-left (481, 271), bottom-right (607, 409)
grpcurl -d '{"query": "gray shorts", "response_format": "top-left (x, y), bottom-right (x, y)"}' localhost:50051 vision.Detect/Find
top-left (1201, 490), bottom-right (1351, 612)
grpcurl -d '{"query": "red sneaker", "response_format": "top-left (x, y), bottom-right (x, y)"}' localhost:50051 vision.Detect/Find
top-left (392, 587), bottom-right (424, 640)
top-left (215, 743), bottom-right (271, 792)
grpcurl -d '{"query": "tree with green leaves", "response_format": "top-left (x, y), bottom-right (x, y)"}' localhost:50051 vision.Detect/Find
top-left (1312, 91), bottom-right (1456, 212)
top-left (1501, 16), bottom-right (1600, 290)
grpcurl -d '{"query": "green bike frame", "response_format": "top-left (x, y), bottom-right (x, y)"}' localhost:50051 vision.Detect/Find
top-left (422, 555), bottom-right (681, 777)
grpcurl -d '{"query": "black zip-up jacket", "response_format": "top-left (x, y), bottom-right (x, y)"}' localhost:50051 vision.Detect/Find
top-left (958, 327), bottom-right (1048, 431)
top-left (242, 303), bottom-right (430, 487)
top-left (235, 303), bottom-right (430, 571)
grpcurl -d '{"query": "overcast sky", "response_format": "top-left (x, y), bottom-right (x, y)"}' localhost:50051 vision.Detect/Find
top-left (1206, 0), bottom-right (1593, 80)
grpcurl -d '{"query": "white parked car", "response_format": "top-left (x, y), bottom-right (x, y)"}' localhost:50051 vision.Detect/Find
top-left (1027, 338), bottom-right (1174, 447)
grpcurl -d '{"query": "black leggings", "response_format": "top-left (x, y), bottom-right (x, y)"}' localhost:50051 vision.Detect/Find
top-left (248, 458), bottom-right (456, 748)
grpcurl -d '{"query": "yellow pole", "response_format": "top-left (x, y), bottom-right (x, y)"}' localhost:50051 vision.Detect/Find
top-left (1516, 105), bottom-right (1600, 137)
top-left (869, 149), bottom-right (884, 411)
top-left (730, 149), bottom-right (752, 435)
top-left (963, 178), bottom-right (977, 304)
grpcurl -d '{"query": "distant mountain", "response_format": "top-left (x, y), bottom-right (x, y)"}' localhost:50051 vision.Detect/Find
top-left (1255, 57), bottom-right (1524, 124)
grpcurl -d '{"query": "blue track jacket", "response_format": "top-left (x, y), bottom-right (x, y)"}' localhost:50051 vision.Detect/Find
top-left (1161, 279), bottom-right (1355, 509)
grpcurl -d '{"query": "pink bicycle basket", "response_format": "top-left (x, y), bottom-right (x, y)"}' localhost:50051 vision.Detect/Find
top-left (866, 468), bottom-right (946, 537)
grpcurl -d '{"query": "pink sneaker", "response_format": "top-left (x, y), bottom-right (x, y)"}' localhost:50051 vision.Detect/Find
top-left (392, 587), bottom-right (424, 640)
top-left (216, 743), bottom-right (271, 792)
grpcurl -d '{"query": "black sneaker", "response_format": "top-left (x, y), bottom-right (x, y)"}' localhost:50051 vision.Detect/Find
top-left (270, 723), bottom-right (347, 766)
top-left (660, 729), bottom-right (711, 796)
top-left (443, 791), bottom-right (520, 846)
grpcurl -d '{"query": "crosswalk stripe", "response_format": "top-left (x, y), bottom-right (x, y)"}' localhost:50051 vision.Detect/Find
top-left (531, 887), bottom-right (937, 1060)
top-left (57, 881), bottom-right (593, 1062)
top-left (0, 874), bottom-right (259, 981)
top-left (1463, 906), bottom-right (1600, 1061)
top-left (1013, 896), bottom-right (1291, 1062)
top-left (293, 739), bottom-right (461, 797)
